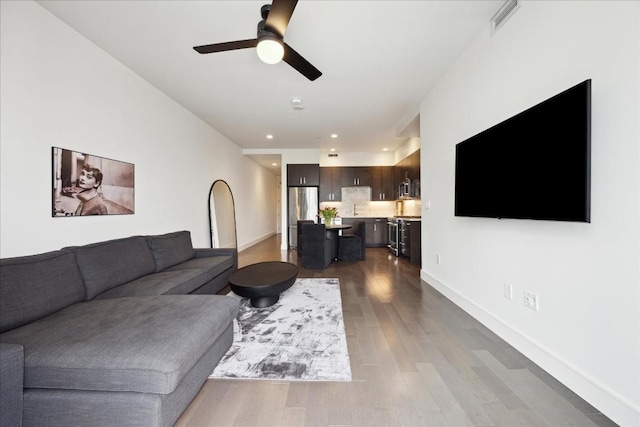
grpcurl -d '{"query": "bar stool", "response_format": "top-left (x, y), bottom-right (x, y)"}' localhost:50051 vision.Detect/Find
top-left (338, 221), bottom-right (366, 261)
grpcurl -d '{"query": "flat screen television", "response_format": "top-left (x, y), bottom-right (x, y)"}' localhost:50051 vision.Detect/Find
top-left (454, 79), bottom-right (591, 222)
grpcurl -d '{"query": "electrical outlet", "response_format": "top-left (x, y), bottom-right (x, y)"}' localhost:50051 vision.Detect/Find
top-left (523, 291), bottom-right (539, 312)
top-left (504, 282), bottom-right (513, 300)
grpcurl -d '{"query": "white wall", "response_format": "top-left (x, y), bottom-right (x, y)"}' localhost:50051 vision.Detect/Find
top-left (420, 2), bottom-right (639, 425)
top-left (394, 137), bottom-right (421, 164)
top-left (319, 151), bottom-right (395, 167)
top-left (0, 1), bottom-right (277, 257)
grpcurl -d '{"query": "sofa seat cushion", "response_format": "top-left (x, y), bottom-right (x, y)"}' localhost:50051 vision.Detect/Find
top-left (92, 269), bottom-right (212, 299)
top-left (0, 295), bottom-right (239, 395)
top-left (164, 255), bottom-right (234, 282)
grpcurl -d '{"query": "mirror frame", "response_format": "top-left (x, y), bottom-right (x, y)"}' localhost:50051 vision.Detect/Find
top-left (208, 179), bottom-right (237, 249)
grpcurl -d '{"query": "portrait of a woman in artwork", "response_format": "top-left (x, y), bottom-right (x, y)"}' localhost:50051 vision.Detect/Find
top-left (52, 147), bottom-right (135, 217)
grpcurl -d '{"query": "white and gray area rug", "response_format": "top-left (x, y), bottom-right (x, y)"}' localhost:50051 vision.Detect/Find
top-left (210, 278), bottom-right (352, 382)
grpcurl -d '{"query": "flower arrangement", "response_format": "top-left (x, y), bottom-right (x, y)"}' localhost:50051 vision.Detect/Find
top-left (319, 206), bottom-right (338, 225)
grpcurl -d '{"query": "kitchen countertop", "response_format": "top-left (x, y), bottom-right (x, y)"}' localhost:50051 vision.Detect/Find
top-left (339, 216), bottom-right (422, 221)
top-left (340, 216), bottom-right (390, 219)
top-left (394, 217), bottom-right (422, 221)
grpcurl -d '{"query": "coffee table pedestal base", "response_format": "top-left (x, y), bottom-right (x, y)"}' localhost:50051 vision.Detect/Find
top-left (251, 295), bottom-right (279, 308)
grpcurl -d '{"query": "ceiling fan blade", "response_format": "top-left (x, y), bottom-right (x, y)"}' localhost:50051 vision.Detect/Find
top-left (265, 0), bottom-right (298, 38)
top-left (193, 39), bottom-right (258, 54)
top-left (283, 43), bottom-right (322, 81)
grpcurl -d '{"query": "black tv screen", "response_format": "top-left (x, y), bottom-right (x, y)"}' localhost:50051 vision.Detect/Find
top-left (455, 79), bottom-right (591, 222)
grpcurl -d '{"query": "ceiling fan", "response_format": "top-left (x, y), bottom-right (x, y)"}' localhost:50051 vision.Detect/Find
top-left (193, 0), bottom-right (322, 81)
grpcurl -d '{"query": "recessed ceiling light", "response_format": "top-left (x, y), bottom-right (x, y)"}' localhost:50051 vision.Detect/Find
top-left (272, 163), bottom-right (278, 166)
top-left (266, 134), bottom-right (274, 139)
top-left (330, 148), bottom-right (336, 152)
top-left (331, 134), bottom-right (338, 139)
top-left (383, 147), bottom-right (388, 151)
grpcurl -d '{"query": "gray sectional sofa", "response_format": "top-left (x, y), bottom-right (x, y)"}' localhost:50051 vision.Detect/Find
top-left (0, 231), bottom-right (240, 427)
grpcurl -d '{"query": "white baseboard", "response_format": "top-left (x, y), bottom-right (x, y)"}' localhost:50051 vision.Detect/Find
top-left (237, 232), bottom-right (276, 253)
top-left (420, 269), bottom-right (640, 427)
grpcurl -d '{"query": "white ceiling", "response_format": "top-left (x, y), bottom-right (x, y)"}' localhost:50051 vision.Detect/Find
top-left (37, 0), bottom-right (503, 172)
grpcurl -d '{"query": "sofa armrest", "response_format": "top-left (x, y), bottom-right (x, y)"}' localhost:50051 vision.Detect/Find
top-left (0, 343), bottom-right (24, 427)
top-left (194, 248), bottom-right (238, 268)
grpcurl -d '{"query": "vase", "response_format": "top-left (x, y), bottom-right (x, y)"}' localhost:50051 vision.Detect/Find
top-left (323, 215), bottom-right (334, 225)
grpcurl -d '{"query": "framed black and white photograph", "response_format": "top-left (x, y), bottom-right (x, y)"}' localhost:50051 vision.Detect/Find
top-left (52, 147), bottom-right (135, 217)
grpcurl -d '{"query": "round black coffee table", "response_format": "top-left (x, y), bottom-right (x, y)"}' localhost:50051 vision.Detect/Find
top-left (229, 261), bottom-right (299, 308)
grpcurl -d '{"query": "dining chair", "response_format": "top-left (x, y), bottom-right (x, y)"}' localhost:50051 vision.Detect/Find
top-left (300, 223), bottom-right (332, 269)
top-left (296, 220), bottom-right (315, 257)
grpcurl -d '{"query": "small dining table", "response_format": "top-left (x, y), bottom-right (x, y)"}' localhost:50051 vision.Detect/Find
top-left (324, 224), bottom-right (352, 261)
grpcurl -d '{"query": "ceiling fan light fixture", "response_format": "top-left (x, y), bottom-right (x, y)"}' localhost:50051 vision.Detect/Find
top-left (257, 37), bottom-right (284, 64)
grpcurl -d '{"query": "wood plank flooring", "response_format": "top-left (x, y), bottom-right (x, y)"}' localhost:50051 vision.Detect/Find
top-left (175, 234), bottom-right (616, 427)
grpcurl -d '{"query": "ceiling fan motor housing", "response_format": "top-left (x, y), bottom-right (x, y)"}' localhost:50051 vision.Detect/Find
top-left (257, 20), bottom-right (281, 42)
top-left (260, 4), bottom-right (271, 20)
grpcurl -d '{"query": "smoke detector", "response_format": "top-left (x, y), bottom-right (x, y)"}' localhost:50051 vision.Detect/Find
top-left (291, 99), bottom-right (304, 110)
top-left (491, 0), bottom-right (520, 35)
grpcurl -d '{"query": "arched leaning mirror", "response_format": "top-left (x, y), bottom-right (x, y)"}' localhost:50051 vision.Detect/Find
top-left (208, 180), bottom-right (237, 249)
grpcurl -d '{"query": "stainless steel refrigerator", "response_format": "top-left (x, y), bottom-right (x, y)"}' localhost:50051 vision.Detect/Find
top-left (288, 187), bottom-right (319, 248)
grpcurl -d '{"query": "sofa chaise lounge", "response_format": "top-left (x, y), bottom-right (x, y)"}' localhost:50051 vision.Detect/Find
top-left (0, 231), bottom-right (240, 427)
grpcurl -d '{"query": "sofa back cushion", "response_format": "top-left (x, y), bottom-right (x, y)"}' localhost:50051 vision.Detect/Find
top-left (0, 250), bottom-right (85, 333)
top-left (69, 236), bottom-right (156, 300)
top-left (146, 231), bottom-right (195, 272)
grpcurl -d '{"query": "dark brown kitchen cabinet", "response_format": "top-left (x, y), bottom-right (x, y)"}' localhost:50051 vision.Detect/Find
top-left (394, 150), bottom-right (421, 199)
top-left (287, 164), bottom-right (319, 186)
top-left (395, 152), bottom-right (413, 182)
top-left (408, 151), bottom-right (420, 182)
top-left (370, 218), bottom-right (387, 247)
top-left (409, 150), bottom-right (420, 198)
top-left (319, 167), bottom-right (341, 201)
top-left (371, 166), bottom-right (395, 201)
top-left (342, 217), bottom-right (387, 247)
top-left (341, 167), bottom-right (372, 187)
top-left (408, 220), bottom-right (421, 266)
top-left (394, 158), bottom-right (405, 193)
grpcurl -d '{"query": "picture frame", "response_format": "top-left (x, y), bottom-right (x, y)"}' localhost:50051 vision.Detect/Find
top-left (52, 147), bottom-right (135, 217)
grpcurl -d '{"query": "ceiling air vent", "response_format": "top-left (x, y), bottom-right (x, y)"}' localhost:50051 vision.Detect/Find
top-left (491, 0), bottom-right (520, 35)
top-left (328, 153), bottom-right (338, 157)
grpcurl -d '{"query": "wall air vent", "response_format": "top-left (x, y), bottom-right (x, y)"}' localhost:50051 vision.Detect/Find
top-left (328, 153), bottom-right (338, 157)
top-left (491, 0), bottom-right (520, 35)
